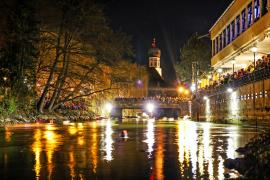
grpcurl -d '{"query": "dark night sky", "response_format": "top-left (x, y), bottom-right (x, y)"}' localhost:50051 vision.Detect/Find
top-left (103, 0), bottom-right (233, 83)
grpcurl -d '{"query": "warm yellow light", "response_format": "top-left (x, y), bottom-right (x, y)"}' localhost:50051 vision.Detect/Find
top-left (178, 86), bottom-right (184, 93)
top-left (184, 89), bottom-right (190, 95)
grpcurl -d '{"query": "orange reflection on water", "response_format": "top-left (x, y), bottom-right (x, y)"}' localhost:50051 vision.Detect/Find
top-left (44, 125), bottom-right (62, 179)
top-left (177, 120), bottom-right (197, 178)
top-left (154, 129), bottom-right (164, 180)
top-left (90, 126), bottom-right (98, 173)
top-left (69, 151), bottom-right (76, 179)
top-left (32, 129), bottom-right (42, 180)
top-left (144, 119), bottom-right (155, 158)
top-left (4, 127), bottom-right (12, 143)
top-left (104, 120), bottom-right (113, 161)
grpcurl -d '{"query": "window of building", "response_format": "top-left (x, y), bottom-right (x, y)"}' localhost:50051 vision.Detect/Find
top-left (231, 20), bottom-right (235, 40)
top-left (226, 26), bottom-right (230, 44)
top-left (219, 34), bottom-right (222, 51)
top-left (242, 9), bottom-right (246, 32)
top-left (222, 30), bottom-right (226, 48)
top-left (215, 37), bottom-right (218, 53)
top-left (236, 15), bottom-right (241, 36)
top-left (248, 3), bottom-right (253, 27)
top-left (262, 0), bottom-right (268, 15)
top-left (254, 0), bottom-right (260, 20)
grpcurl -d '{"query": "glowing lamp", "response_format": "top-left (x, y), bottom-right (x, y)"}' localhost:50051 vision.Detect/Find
top-left (105, 102), bottom-right (113, 113)
top-left (251, 46), bottom-right (258, 53)
top-left (217, 68), bottom-right (223, 73)
top-left (203, 96), bottom-right (208, 100)
top-left (184, 89), bottom-right (190, 95)
top-left (227, 88), bottom-right (233, 93)
top-left (146, 103), bottom-right (155, 113)
top-left (190, 84), bottom-right (196, 92)
top-left (178, 86), bottom-right (184, 93)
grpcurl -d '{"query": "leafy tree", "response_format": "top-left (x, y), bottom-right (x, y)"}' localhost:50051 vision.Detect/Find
top-left (0, 0), bottom-right (39, 106)
top-left (175, 33), bottom-right (211, 83)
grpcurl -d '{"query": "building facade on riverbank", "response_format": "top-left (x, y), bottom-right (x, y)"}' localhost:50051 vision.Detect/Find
top-left (192, 0), bottom-right (270, 125)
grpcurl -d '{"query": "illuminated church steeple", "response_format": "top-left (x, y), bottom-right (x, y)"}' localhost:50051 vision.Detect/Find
top-left (148, 38), bottom-right (162, 77)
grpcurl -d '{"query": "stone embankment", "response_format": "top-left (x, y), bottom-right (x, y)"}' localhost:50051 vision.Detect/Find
top-left (224, 131), bottom-right (270, 179)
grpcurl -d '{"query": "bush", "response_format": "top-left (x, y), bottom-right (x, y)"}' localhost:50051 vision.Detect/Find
top-left (0, 96), bottom-right (18, 116)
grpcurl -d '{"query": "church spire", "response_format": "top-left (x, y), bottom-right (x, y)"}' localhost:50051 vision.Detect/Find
top-left (151, 38), bottom-right (156, 48)
top-left (148, 38), bottom-right (162, 77)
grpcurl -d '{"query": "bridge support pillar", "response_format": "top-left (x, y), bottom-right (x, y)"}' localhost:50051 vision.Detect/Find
top-left (112, 107), bottom-right (122, 120)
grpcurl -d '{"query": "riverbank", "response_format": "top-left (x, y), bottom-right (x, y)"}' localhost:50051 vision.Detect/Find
top-left (224, 130), bottom-right (270, 179)
top-left (0, 109), bottom-right (96, 126)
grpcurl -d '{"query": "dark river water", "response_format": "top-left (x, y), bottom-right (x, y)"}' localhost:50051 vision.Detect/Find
top-left (0, 119), bottom-right (263, 180)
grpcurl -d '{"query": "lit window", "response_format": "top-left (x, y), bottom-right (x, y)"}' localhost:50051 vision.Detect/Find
top-left (231, 20), bottom-right (235, 40)
top-left (227, 26), bottom-right (231, 44)
top-left (242, 9), bottom-right (246, 32)
top-left (223, 30), bottom-right (226, 48)
top-left (248, 3), bottom-right (253, 27)
top-left (254, 0), bottom-right (260, 20)
top-left (215, 37), bottom-right (219, 53)
top-left (219, 34), bottom-right (222, 50)
top-left (236, 15), bottom-right (241, 36)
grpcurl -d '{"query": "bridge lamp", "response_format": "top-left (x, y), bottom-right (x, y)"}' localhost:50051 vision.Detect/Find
top-left (203, 96), bottom-right (208, 100)
top-left (190, 84), bottom-right (196, 92)
top-left (227, 88), bottom-right (233, 93)
top-left (146, 103), bottom-right (155, 114)
top-left (105, 102), bottom-right (113, 113)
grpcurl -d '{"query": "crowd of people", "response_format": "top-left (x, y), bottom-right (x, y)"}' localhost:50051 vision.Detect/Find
top-left (115, 96), bottom-right (185, 104)
top-left (205, 54), bottom-right (270, 89)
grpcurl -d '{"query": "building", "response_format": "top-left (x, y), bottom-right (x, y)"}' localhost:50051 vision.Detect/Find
top-left (147, 38), bottom-right (171, 96)
top-left (193, 0), bottom-right (270, 125)
top-left (210, 0), bottom-right (270, 72)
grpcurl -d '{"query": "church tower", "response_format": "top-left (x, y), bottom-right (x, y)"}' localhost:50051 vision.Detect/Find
top-left (148, 38), bottom-right (162, 77)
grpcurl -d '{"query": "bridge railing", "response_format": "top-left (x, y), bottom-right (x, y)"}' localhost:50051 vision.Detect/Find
top-left (114, 97), bottom-right (186, 105)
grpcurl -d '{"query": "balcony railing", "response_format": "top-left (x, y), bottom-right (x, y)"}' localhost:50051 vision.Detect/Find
top-left (199, 66), bottom-right (270, 97)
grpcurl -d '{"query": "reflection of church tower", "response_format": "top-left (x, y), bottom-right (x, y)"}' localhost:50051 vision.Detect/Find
top-left (148, 38), bottom-right (162, 77)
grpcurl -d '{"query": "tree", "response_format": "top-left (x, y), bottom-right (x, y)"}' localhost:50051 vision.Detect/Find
top-left (175, 33), bottom-right (211, 83)
top-left (36, 0), bottom-right (134, 113)
top-left (0, 0), bottom-right (39, 107)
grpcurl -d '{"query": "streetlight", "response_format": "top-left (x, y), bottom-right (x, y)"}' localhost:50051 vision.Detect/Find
top-left (104, 102), bottom-right (113, 117)
top-left (178, 86), bottom-right (184, 94)
top-left (251, 46), bottom-right (257, 126)
top-left (3, 77), bottom-right (7, 95)
top-left (146, 102), bottom-right (155, 117)
top-left (227, 88), bottom-right (233, 93)
top-left (217, 68), bottom-right (223, 83)
top-left (231, 59), bottom-right (236, 74)
top-left (190, 83), bottom-right (196, 92)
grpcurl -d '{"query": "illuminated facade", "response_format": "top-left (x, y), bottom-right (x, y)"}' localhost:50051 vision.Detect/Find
top-left (191, 0), bottom-right (270, 123)
top-left (210, 0), bottom-right (270, 71)
top-left (148, 38), bottom-right (162, 77)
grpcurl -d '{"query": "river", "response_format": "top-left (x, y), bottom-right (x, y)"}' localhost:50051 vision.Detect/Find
top-left (0, 119), bottom-right (263, 180)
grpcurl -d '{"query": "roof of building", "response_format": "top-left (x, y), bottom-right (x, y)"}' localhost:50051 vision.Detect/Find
top-left (209, 0), bottom-right (235, 32)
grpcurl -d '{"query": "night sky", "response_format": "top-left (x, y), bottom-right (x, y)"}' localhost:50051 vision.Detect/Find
top-left (104, 0), bottom-right (233, 83)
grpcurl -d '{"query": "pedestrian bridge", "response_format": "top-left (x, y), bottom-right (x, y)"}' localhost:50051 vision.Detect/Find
top-left (112, 97), bottom-right (183, 118)
top-left (114, 97), bottom-right (182, 109)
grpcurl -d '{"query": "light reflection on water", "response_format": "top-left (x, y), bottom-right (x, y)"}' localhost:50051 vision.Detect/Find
top-left (0, 120), bottom-right (261, 180)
